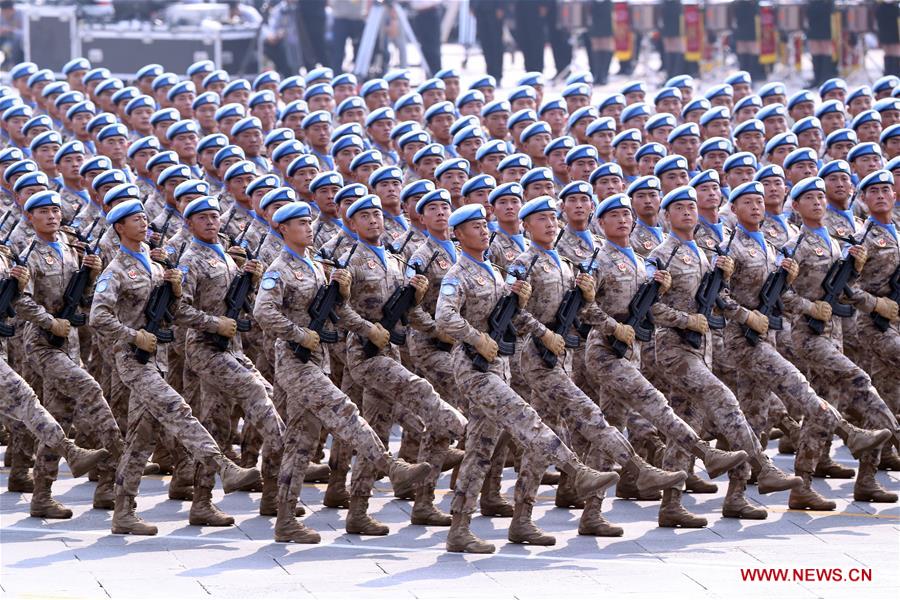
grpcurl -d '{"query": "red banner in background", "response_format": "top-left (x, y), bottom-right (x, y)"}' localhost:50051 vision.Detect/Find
top-left (684, 3), bottom-right (703, 62)
top-left (760, 5), bottom-right (776, 64)
top-left (613, 1), bottom-right (634, 62)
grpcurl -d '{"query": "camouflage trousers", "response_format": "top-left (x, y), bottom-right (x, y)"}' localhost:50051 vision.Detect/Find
top-left (345, 334), bottom-right (466, 498)
top-left (0, 357), bottom-right (65, 450)
top-left (113, 349), bottom-right (223, 496)
top-left (515, 340), bottom-right (636, 506)
top-left (274, 342), bottom-right (393, 506)
top-left (449, 347), bottom-right (577, 515)
top-left (856, 318), bottom-right (900, 415)
top-left (189, 343), bottom-right (285, 487)
top-left (725, 325), bottom-right (838, 474)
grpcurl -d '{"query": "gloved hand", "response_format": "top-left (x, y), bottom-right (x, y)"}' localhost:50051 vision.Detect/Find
top-left (227, 245), bottom-right (247, 267)
top-left (540, 330), bottom-right (566, 356)
top-left (216, 316), bottom-right (237, 338)
top-left (149, 247), bottom-right (169, 264)
top-left (164, 268), bottom-right (182, 297)
top-left (473, 332), bottom-right (499, 362)
top-left (10, 265), bottom-right (29, 290)
top-left (133, 329), bottom-right (157, 353)
top-left (299, 327), bottom-right (320, 351)
top-left (367, 322), bottom-right (390, 349)
top-left (806, 300), bottom-right (832, 321)
top-left (782, 258), bottom-right (799, 284)
top-left (874, 297), bottom-right (899, 322)
top-left (332, 269), bottom-right (351, 299)
top-left (512, 280), bottom-right (532, 308)
top-left (49, 317), bottom-right (71, 338)
top-left (715, 255), bottom-right (735, 281)
top-left (745, 309), bottom-right (769, 335)
top-left (613, 322), bottom-right (635, 345)
top-left (244, 259), bottom-right (263, 283)
top-left (82, 254), bottom-right (102, 277)
top-left (686, 313), bottom-right (709, 334)
top-left (410, 274), bottom-right (428, 305)
top-left (435, 330), bottom-right (455, 345)
top-left (0, 245), bottom-right (11, 259)
top-left (655, 269), bottom-right (672, 294)
top-left (575, 272), bottom-right (595, 303)
top-left (849, 245), bottom-right (867, 273)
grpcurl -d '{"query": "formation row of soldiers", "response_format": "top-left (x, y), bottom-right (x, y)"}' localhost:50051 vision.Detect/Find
top-left (1, 57), bottom-right (898, 553)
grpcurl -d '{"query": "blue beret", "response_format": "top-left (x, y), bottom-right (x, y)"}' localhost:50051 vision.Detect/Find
top-left (212, 146), bottom-right (243, 169)
top-left (851, 109), bottom-right (881, 130)
top-left (391, 120), bottom-right (420, 140)
top-left (331, 134), bottom-right (365, 155)
top-left (278, 75), bottom-right (304, 94)
top-left (815, 99), bottom-right (844, 119)
top-left (29, 130), bottom-right (61, 152)
top-left (135, 64), bottom-right (163, 80)
top-left (475, 139), bottom-right (508, 161)
top-left (223, 78), bottom-right (252, 97)
top-left (27, 69), bottom-right (55, 88)
top-left (847, 141), bottom-right (882, 162)
top-left (620, 81), bottom-right (646, 96)
top-left (264, 127), bottom-right (295, 148)
top-left (369, 165), bottom-right (403, 187)
top-left (565, 71), bottom-right (593, 86)
top-left (519, 195), bottom-right (557, 220)
top-left (471, 75), bottom-right (497, 90)
top-left (93, 170), bottom-right (128, 194)
top-left (149, 107), bottom-right (179, 126)
top-left (705, 84), bottom-right (734, 101)
top-left (565, 144), bottom-right (598, 165)
top-left (183, 195), bottom-right (222, 218)
top-left (508, 85), bottom-right (537, 103)
top-left (598, 93), bottom-right (626, 111)
top-left (666, 74), bottom-right (695, 89)
top-left (110, 86), bottom-right (138, 106)
top-left (667, 122), bottom-right (700, 143)
top-left (166, 119), bottom-right (199, 141)
top-left (223, 160), bottom-right (256, 182)
top-left (336, 95), bottom-right (365, 117)
top-left (734, 92), bottom-right (763, 111)
top-left (887, 156), bottom-right (900, 172)
top-left (0, 147), bottom-right (24, 164)
top-left (402, 179), bottom-right (436, 204)
top-left (280, 100), bottom-right (310, 122)
top-left (653, 154), bottom-right (690, 177)
top-left (259, 187), bottom-right (297, 210)
top-left (417, 78), bottom-right (445, 94)
top-left (4, 159), bottom-right (36, 182)
top-left (562, 82), bottom-right (591, 99)
top-left (94, 79), bottom-right (123, 98)
top-left (248, 90), bottom-right (276, 108)
top-left (724, 151), bottom-right (759, 172)
top-left (150, 72), bottom-right (177, 91)
top-left (690, 169), bottom-right (720, 188)
top-left (187, 60), bottom-right (215, 77)
top-left (166, 80), bottom-right (195, 102)
top-left (384, 68), bottom-right (410, 83)
top-left (520, 167), bottom-right (552, 187)
top-left (875, 97), bottom-right (900, 114)
top-left (498, 153), bottom-right (532, 171)
top-left (783, 148), bottom-right (818, 170)
top-left (590, 162), bottom-right (624, 184)
top-left (699, 106), bottom-right (730, 127)
top-left (2, 104), bottom-right (31, 121)
top-left (347, 194), bottom-right (382, 219)
top-left (787, 90), bottom-right (816, 111)
top-left (335, 183), bottom-right (367, 205)
top-left (366, 106), bottom-right (396, 127)
top-left (252, 71), bottom-right (281, 90)
top-left (231, 116), bottom-right (263, 136)
top-left (789, 176), bottom-right (826, 201)
top-left (301, 110), bottom-right (331, 129)
top-left (734, 118), bottom-right (765, 138)
top-left (102, 183), bottom-right (139, 206)
top-left (271, 140), bottom-right (305, 163)
top-left (620, 102), bottom-right (651, 123)
top-left (434, 67), bottom-right (461, 81)
top-left (305, 67), bottom-right (334, 85)
top-left (416, 188), bottom-right (452, 213)
top-left (612, 128), bottom-right (642, 147)
top-left (360, 78), bottom-right (388, 97)
top-left (559, 180), bottom-right (592, 200)
top-left (792, 116), bottom-right (822, 136)
top-left (881, 123), bottom-right (900, 144)
top-left (482, 99), bottom-right (510, 118)
top-left (595, 194), bottom-right (632, 218)
top-left (124, 95), bottom-right (155, 116)
top-left (286, 154), bottom-right (320, 176)
top-left (41, 81), bottom-right (68, 98)
top-left (759, 81), bottom-right (787, 99)
top-left (819, 78), bottom-right (847, 97)
top-left (874, 75), bottom-right (900, 95)
top-left (757, 103), bottom-right (787, 122)
top-left (681, 97), bottom-right (711, 119)
top-left (54, 140), bottom-right (86, 164)
top-left (661, 185), bottom-right (697, 209)
top-left (754, 164), bottom-right (785, 181)
top-left (86, 113), bottom-right (117, 135)
top-left (393, 92), bottom-right (423, 112)
top-left (13, 171), bottom-right (49, 193)
top-left (488, 182), bottom-right (523, 205)
top-left (461, 174), bottom-right (496, 197)
top-left (310, 171), bottom-right (344, 193)
top-left (508, 108), bottom-right (537, 130)
top-left (517, 72), bottom-right (544, 88)
top-left (10, 62), bottom-right (37, 81)
top-left (764, 131), bottom-right (798, 155)
top-left (725, 71), bottom-right (752, 86)
top-left (699, 137), bottom-right (733, 156)
top-left (246, 174), bottom-right (280, 197)
top-left (79, 155), bottom-right (112, 176)
top-left (653, 86), bottom-right (682, 105)
top-left (636, 142), bottom-right (667, 161)
top-left (818, 159), bottom-right (852, 179)
top-left (332, 123), bottom-right (364, 143)
top-left (586, 117), bottom-right (617, 137)
top-left (202, 70), bottom-right (229, 88)
top-left (728, 181), bottom-right (764, 203)
top-left (22, 115), bottom-right (52, 136)
top-left (413, 143), bottom-right (445, 164)
top-left (858, 169), bottom-right (894, 192)
top-left (349, 149), bottom-right (383, 171)
top-left (96, 123), bottom-right (128, 142)
top-left (456, 89), bottom-right (486, 109)
top-left (520, 121), bottom-right (551, 144)
top-left (332, 73), bottom-right (357, 88)
top-left (272, 201), bottom-right (312, 224)
top-left (62, 57), bottom-right (91, 75)
top-left (647, 112), bottom-right (677, 131)
top-left (106, 199), bottom-right (144, 224)
top-left (174, 179), bottom-right (210, 200)
top-left (434, 157), bottom-right (470, 179)
top-left (626, 175), bottom-right (661, 196)
top-left (448, 203), bottom-right (486, 228)
top-left (157, 164), bottom-right (191, 186)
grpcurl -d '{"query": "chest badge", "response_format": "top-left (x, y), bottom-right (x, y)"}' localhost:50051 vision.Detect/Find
top-left (505, 250), bottom-right (515, 261)
top-left (835, 226), bottom-right (847, 236)
top-left (748, 249), bottom-right (757, 257)
top-left (475, 275), bottom-right (486, 286)
top-left (575, 248), bottom-right (586, 257)
top-left (367, 258), bottom-right (377, 269)
top-left (390, 231), bottom-right (400, 239)
top-left (208, 258), bottom-right (219, 268)
top-left (814, 247), bottom-right (824, 256)
top-left (294, 270), bottom-right (304, 280)
top-left (617, 262), bottom-right (627, 272)
top-left (643, 240), bottom-right (654, 250)
top-left (127, 268), bottom-right (139, 280)
top-left (44, 254), bottom-right (54, 265)
top-left (876, 238), bottom-right (887, 247)
top-left (705, 239), bottom-right (715, 248)
top-left (438, 259), bottom-right (450, 270)
top-left (681, 254), bottom-right (692, 265)
top-left (542, 262), bottom-right (552, 273)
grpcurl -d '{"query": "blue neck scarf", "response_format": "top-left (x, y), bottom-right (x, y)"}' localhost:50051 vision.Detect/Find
top-left (808, 225), bottom-right (833, 249)
top-left (699, 215), bottom-right (724, 242)
top-left (672, 233), bottom-right (701, 259)
top-left (766, 211), bottom-right (789, 235)
top-left (607, 240), bottom-right (637, 268)
top-left (571, 226), bottom-right (595, 251)
top-left (193, 237), bottom-right (227, 262)
top-left (267, 226), bottom-right (283, 240)
top-left (311, 149), bottom-right (335, 170)
top-left (868, 216), bottom-right (898, 243)
top-left (285, 245), bottom-right (315, 273)
top-left (363, 242), bottom-right (387, 269)
top-left (389, 212), bottom-right (409, 231)
top-left (638, 218), bottom-right (664, 243)
top-left (47, 240), bottom-right (63, 258)
top-left (120, 243), bottom-right (152, 273)
top-left (427, 233), bottom-right (457, 263)
top-left (827, 204), bottom-right (855, 232)
top-left (338, 221), bottom-right (359, 240)
top-left (737, 224), bottom-right (767, 256)
top-left (462, 250), bottom-right (496, 280)
top-left (537, 245), bottom-right (562, 270)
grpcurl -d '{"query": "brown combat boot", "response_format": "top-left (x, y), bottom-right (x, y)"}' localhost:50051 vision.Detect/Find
top-left (111, 491), bottom-right (157, 535)
top-left (570, 464), bottom-right (620, 500)
top-left (813, 457), bottom-right (856, 478)
top-left (441, 447), bottom-right (465, 472)
top-left (658, 489), bottom-right (707, 528)
top-left (508, 501), bottom-right (555, 545)
top-left (692, 440), bottom-right (749, 479)
top-left (30, 477), bottom-right (72, 519)
top-left (685, 473), bottom-right (719, 494)
top-left (304, 462), bottom-right (330, 483)
top-left (58, 439), bottom-right (109, 479)
top-left (555, 470), bottom-right (586, 508)
top-left (778, 436), bottom-right (796, 454)
top-left (259, 475), bottom-right (278, 516)
top-left (578, 497), bottom-right (623, 537)
top-left (93, 470), bottom-right (115, 510)
top-left (754, 456), bottom-right (803, 494)
top-left (541, 470), bottom-right (561, 485)
top-left (218, 457), bottom-right (262, 493)
top-left (878, 447), bottom-right (900, 471)
top-left (854, 457), bottom-right (899, 503)
top-left (411, 483), bottom-right (452, 526)
top-left (615, 461), bottom-right (661, 500)
top-left (835, 421), bottom-right (892, 459)
top-left (387, 458), bottom-right (432, 492)
top-left (274, 500), bottom-right (320, 544)
top-left (167, 472), bottom-right (194, 501)
top-left (479, 468), bottom-right (514, 517)
top-left (322, 469), bottom-right (351, 509)
top-left (446, 512), bottom-right (495, 553)
top-left (7, 467), bottom-right (34, 493)
top-left (626, 455), bottom-right (687, 493)
top-left (345, 496), bottom-right (389, 535)
top-left (722, 477), bottom-right (767, 519)
top-left (789, 472), bottom-right (836, 510)
top-left (189, 486), bottom-right (235, 526)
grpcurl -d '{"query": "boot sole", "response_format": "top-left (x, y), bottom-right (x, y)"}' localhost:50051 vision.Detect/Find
top-left (578, 526), bottom-right (624, 537)
top-left (722, 508), bottom-right (768, 519)
top-left (705, 451), bottom-right (749, 479)
top-left (30, 511), bottom-right (73, 519)
top-left (480, 507), bottom-right (514, 518)
top-left (847, 430), bottom-right (893, 458)
top-left (275, 535), bottom-right (321, 544)
top-left (853, 492), bottom-right (899, 503)
top-left (788, 501), bottom-right (836, 511)
top-left (757, 480), bottom-right (803, 494)
top-left (346, 528), bottom-right (389, 536)
top-left (69, 449), bottom-right (111, 479)
top-left (576, 472), bottom-right (620, 499)
top-left (223, 469), bottom-right (262, 494)
top-left (111, 528), bottom-right (157, 535)
top-left (189, 519), bottom-right (235, 526)
top-left (508, 537), bottom-right (556, 546)
top-left (657, 519), bottom-right (707, 528)
top-left (446, 543), bottom-right (496, 554)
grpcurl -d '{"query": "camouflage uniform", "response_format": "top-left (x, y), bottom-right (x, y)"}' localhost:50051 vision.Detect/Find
top-left (311, 215), bottom-right (342, 250)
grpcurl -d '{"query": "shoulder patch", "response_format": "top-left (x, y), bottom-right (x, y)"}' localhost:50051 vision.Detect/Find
top-left (505, 263), bottom-right (526, 284)
top-left (260, 270), bottom-right (280, 290)
top-left (440, 276), bottom-right (459, 295)
top-left (178, 265), bottom-right (189, 274)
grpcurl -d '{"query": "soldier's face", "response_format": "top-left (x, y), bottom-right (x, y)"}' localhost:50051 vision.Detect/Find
top-left (695, 182), bottom-right (721, 212)
top-left (562, 193), bottom-right (592, 225)
top-left (795, 190), bottom-right (827, 222)
top-left (666, 200), bottom-right (698, 233)
top-left (660, 170), bottom-right (689, 194)
top-left (761, 177), bottom-right (786, 209)
top-left (422, 200), bottom-right (450, 233)
top-left (187, 210), bottom-right (221, 243)
top-left (493, 195), bottom-right (521, 224)
top-left (454, 219), bottom-right (490, 252)
top-left (824, 172), bottom-right (853, 204)
top-left (632, 190), bottom-right (660, 220)
top-left (524, 180), bottom-right (554, 200)
top-left (116, 212), bottom-right (149, 244)
top-left (523, 211), bottom-right (558, 245)
top-left (28, 204), bottom-right (62, 235)
top-left (375, 179), bottom-right (402, 208)
top-left (349, 208), bottom-right (384, 243)
top-left (862, 183), bottom-right (895, 215)
top-left (600, 207), bottom-right (633, 239)
top-left (59, 153), bottom-right (85, 181)
top-left (280, 216), bottom-right (314, 247)
top-left (733, 194), bottom-right (765, 228)
top-left (314, 185), bottom-right (339, 217)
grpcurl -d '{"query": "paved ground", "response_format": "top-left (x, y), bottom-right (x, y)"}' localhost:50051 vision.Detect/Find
top-left (2, 436), bottom-right (898, 600)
